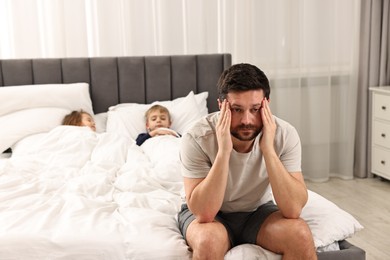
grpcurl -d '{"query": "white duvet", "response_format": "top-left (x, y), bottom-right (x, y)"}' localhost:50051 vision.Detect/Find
top-left (0, 126), bottom-right (361, 259)
top-left (0, 126), bottom-right (191, 260)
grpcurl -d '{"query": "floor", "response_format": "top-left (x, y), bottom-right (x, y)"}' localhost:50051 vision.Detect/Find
top-left (306, 177), bottom-right (390, 260)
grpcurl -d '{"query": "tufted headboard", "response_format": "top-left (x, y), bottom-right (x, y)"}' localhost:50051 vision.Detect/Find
top-left (0, 54), bottom-right (231, 113)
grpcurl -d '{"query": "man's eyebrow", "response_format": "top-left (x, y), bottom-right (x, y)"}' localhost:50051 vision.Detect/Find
top-left (230, 103), bottom-right (262, 108)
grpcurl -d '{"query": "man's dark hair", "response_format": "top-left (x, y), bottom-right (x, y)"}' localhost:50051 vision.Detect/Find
top-left (217, 63), bottom-right (270, 101)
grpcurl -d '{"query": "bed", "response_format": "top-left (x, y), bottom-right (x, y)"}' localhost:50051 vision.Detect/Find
top-left (0, 54), bottom-right (365, 260)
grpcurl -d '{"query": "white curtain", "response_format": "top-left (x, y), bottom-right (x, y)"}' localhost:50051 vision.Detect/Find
top-left (0, 0), bottom-right (361, 182)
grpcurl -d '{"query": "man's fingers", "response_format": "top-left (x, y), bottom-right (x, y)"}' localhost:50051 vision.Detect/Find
top-left (262, 98), bottom-right (273, 124)
top-left (218, 99), bottom-right (230, 127)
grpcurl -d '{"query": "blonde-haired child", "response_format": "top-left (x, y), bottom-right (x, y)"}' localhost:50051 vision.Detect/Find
top-left (136, 104), bottom-right (180, 145)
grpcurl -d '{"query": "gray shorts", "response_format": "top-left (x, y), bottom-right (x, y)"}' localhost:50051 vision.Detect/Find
top-left (178, 201), bottom-right (279, 247)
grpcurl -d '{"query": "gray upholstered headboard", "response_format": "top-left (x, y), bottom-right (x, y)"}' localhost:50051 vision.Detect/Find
top-left (0, 54), bottom-right (231, 113)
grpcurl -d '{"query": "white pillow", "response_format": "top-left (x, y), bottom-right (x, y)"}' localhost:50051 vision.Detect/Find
top-left (106, 91), bottom-right (205, 140)
top-left (108, 91), bottom-right (208, 112)
top-left (194, 91), bottom-right (209, 116)
top-left (0, 107), bottom-right (71, 153)
top-left (94, 112), bottom-right (108, 133)
top-left (0, 83), bottom-right (94, 116)
top-left (163, 91), bottom-right (209, 116)
top-left (301, 190), bottom-right (363, 248)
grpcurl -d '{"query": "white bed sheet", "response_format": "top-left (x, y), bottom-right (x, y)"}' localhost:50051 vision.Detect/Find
top-left (0, 126), bottom-right (355, 260)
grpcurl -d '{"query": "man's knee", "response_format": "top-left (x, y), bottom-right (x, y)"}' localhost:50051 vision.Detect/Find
top-left (198, 228), bottom-right (225, 248)
top-left (288, 218), bottom-right (317, 258)
top-left (258, 214), bottom-right (316, 258)
top-left (187, 222), bottom-right (230, 259)
top-left (193, 225), bottom-right (229, 247)
top-left (290, 218), bottom-right (314, 245)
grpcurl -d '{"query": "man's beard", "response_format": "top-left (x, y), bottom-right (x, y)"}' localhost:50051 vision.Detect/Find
top-left (231, 124), bottom-right (260, 141)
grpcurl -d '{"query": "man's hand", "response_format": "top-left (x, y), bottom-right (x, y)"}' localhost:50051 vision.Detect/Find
top-left (260, 98), bottom-right (276, 155)
top-left (216, 99), bottom-right (233, 153)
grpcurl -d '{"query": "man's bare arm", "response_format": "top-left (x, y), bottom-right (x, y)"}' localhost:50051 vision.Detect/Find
top-left (183, 152), bottom-right (229, 223)
top-left (260, 98), bottom-right (308, 218)
top-left (184, 100), bottom-right (232, 223)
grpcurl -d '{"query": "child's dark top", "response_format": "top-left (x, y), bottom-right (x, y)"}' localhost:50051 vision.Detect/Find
top-left (136, 132), bottom-right (181, 146)
top-left (136, 133), bottom-right (152, 146)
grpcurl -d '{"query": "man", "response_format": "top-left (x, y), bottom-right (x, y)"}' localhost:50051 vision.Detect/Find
top-left (178, 63), bottom-right (317, 259)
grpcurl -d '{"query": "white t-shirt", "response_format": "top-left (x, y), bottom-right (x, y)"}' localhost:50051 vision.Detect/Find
top-left (180, 112), bottom-right (301, 213)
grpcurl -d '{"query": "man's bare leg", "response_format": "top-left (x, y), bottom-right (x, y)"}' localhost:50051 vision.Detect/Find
top-left (185, 219), bottom-right (231, 260)
top-left (257, 211), bottom-right (317, 260)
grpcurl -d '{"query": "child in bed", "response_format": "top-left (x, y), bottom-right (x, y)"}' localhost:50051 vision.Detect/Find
top-left (136, 104), bottom-right (180, 146)
top-left (62, 110), bottom-right (96, 132)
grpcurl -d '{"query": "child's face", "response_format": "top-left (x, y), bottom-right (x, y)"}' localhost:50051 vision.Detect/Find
top-left (146, 111), bottom-right (171, 131)
top-left (81, 113), bottom-right (96, 132)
